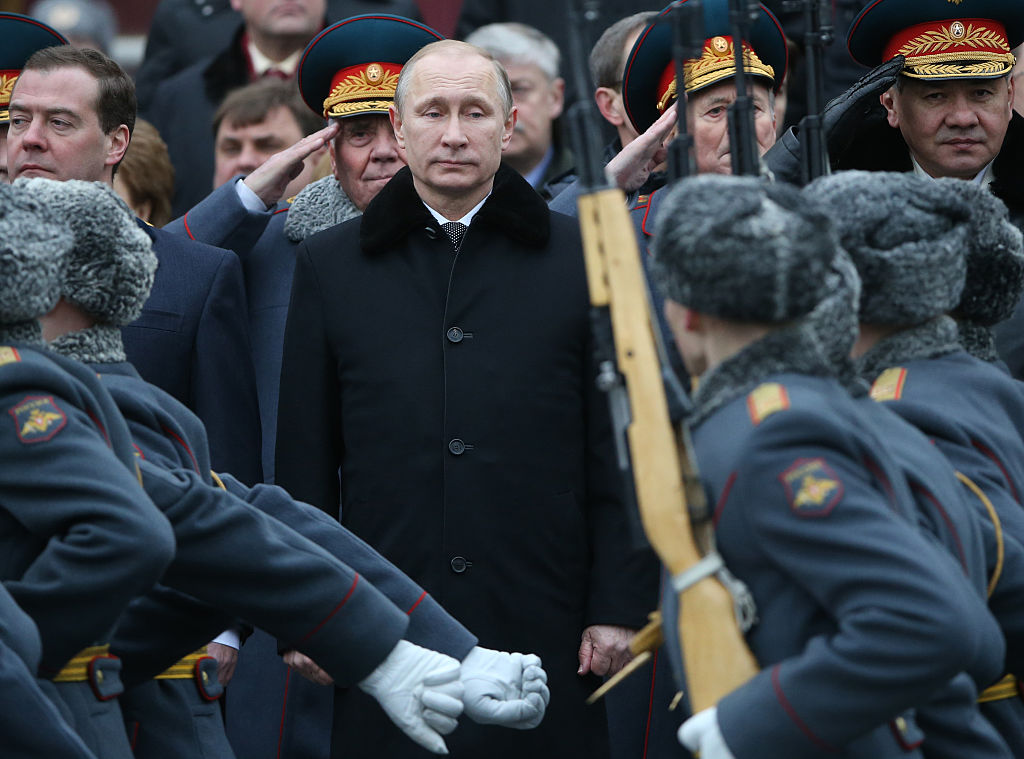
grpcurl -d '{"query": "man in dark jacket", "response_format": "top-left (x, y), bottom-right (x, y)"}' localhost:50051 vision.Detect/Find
top-left (275, 38), bottom-right (659, 759)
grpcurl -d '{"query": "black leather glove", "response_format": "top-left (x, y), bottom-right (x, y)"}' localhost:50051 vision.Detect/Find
top-left (765, 55), bottom-right (905, 184)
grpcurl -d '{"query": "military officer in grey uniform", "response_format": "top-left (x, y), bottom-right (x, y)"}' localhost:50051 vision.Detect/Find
top-left (649, 174), bottom-right (1000, 758)
top-left (810, 169), bottom-right (1024, 753)
top-left (0, 181), bottom-right (177, 759)
top-left (31, 178), bottom-right (550, 757)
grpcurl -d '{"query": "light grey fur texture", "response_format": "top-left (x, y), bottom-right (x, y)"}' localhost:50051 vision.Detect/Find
top-left (50, 324), bottom-right (126, 364)
top-left (650, 175), bottom-right (836, 323)
top-left (284, 175), bottom-right (361, 243)
top-left (856, 316), bottom-right (962, 383)
top-left (16, 178), bottom-right (157, 326)
top-left (0, 182), bottom-right (72, 326)
top-left (955, 186), bottom-right (1024, 326)
top-left (808, 171), bottom-right (970, 325)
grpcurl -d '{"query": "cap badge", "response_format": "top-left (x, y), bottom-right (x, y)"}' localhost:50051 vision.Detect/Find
top-left (950, 21), bottom-right (966, 39)
top-left (365, 62), bottom-right (384, 83)
top-left (711, 36), bottom-right (730, 55)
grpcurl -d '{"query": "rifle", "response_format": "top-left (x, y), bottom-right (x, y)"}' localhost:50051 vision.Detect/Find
top-left (665, 0), bottom-right (704, 182)
top-left (566, 0), bottom-right (758, 713)
top-left (727, 0), bottom-right (764, 175)
top-left (781, 0), bottom-right (832, 181)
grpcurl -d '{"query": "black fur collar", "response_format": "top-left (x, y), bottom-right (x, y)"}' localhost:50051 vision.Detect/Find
top-left (359, 164), bottom-right (551, 254)
top-left (837, 110), bottom-right (1024, 218)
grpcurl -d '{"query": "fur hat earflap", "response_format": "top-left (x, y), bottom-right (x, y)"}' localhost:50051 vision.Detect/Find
top-left (808, 247), bottom-right (861, 368)
top-left (650, 175), bottom-right (836, 323)
top-left (807, 171), bottom-right (969, 325)
top-left (955, 186), bottom-right (1024, 326)
top-left (16, 178), bottom-right (157, 325)
top-left (0, 181), bottom-right (72, 324)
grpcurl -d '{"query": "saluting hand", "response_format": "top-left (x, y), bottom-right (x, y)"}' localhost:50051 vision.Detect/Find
top-left (242, 121), bottom-right (340, 208)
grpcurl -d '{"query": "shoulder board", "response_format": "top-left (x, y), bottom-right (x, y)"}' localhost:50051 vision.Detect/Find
top-left (870, 367), bottom-right (907, 402)
top-left (747, 382), bottom-right (790, 425)
top-left (634, 194), bottom-right (650, 209)
top-left (0, 346), bottom-right (21, 366)
top-left (285, 195), bottom-right (297, 205)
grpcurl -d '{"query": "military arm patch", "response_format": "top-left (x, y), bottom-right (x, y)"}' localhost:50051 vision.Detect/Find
top-left (9, 395), bottom-right (67, 443)
top-left (780, 458), bottom-right (844, 518)
top-left (870, 367), bottom-right (907, 402)
top-left (0, 347), bottom-right (21, 366)
top-left (747, 382), bottom-right (790, 425)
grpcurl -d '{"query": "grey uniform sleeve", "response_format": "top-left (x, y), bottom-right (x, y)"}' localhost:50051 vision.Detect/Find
top-left (164, 178), bottom-right (274, 256)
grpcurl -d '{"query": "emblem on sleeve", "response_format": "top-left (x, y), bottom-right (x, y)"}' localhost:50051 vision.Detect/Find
top-left (9, 395), bottom-right (67, 444)
top-left (780, 458), bottom-right (843, 517)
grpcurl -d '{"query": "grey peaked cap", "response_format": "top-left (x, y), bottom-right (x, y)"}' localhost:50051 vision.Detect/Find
top-left (808, 171), bottom-right (970, 326)
top-left (16, 178), bottom-right (157, 326)
top-left (955, 185), bottom-right (1024, 326)
top-left (650, 175), bottom-right (837, 323)
top-left (0, 182), bottom-right (72, 325)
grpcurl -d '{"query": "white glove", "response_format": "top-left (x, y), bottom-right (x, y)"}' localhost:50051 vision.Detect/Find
top-left (679, 706), bottom-right (736, 759)
top-left (358, 640), bottom-right (465, 754)
top-left (460, 646), bottom-right (550, 729)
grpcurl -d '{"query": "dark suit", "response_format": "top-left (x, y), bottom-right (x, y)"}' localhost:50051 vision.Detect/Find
top-left (276, 165), bottom-right (659, 759)
top-left (122, 222), bottom-right (262, 485)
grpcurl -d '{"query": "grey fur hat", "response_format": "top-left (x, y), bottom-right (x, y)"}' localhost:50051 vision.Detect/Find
top-left (16, 178), bottom-right (157, 326)
top-left (807, 171), bottom-right (970, 326)
top-left (0, 182), bottom-right (72, 324)
top-left (955, 186), bottom-right (1024, 326)
top-left (650, 175), bottom-right (836, 323)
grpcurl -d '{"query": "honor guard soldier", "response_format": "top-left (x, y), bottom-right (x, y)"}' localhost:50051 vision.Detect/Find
top-left (811, 169), bottom-right (1024, 754)
top-left (650, 174), bottom-right (997, 759)
top-left (0, 181), bottom-right (176, 759)
top-left (162, 16), bottom-right (445, 757)
top-left (0, 12), bottom-right (67, 184)
top-left (32, 178), bottom-right (549, 758)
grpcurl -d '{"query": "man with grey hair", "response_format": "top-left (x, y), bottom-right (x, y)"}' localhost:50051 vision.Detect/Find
top-left (275, 37), bottom-right (658, 759)
top-left (464, 23), bottom-right (574, 198)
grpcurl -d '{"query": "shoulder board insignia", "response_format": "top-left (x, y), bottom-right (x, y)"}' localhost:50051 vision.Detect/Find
top-left (286, 195), bottom-right (297, 204)
top-left (747, 382), bottom-right (790, 425)
top-left (870, 367), bottom-right (907, 402)
top-left (635, 194), bottom-right (650, 208)
top-left (9, 395), bottom-right (66, 444)
top-left (0, 346), bottom-right (21, 366)
top-left (780, 458), bottom-right (844, 517)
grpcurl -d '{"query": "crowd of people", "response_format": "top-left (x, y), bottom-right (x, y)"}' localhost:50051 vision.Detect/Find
top-left (3, 0), bottom-right (1024, 758)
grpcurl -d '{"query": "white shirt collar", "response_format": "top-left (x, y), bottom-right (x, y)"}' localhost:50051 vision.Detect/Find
top-left (910, 155), bottom-right (995, 187)
top-left (422, 192), bottom-right (491, 227)
top-left (246, 38), bottom-right (302, 77)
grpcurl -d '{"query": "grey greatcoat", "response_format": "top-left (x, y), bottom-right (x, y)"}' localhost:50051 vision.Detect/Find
top-left (275, 165), bottom-right (659, 759)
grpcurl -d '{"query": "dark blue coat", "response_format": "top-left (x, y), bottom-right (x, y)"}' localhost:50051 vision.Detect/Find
top-left (122, 222), bottom-right (262, 485)
top-left (693, 371), bottom-right (994, 758)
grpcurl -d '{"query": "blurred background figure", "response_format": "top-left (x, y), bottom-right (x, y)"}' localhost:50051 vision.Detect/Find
top-left (212, 78), bottom-right (327, 200)
top-left (464, 22), bottom-right (573, 199)
top-left (30, 0), bottom-right (116, 53)
top-left (113, 118), bottom-right (174, 226)
top-left (589, 11), bottom-right (657, 153)
top-left (1015, 45), bottom-right (1024, 116)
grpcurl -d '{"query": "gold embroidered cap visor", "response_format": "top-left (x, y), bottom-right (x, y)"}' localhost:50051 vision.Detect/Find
top-left (297, 14), bottom-right (443, 119)
top-left (0, 12), bottom-right (68, 123)
top-left (848, 0), bottom-right (1024, 81)
top-left (622, 0), bottom-right (787, 134)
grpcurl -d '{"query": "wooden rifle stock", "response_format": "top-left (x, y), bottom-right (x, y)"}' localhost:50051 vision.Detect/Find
top-left (576, 188), bottom-right (757, 712)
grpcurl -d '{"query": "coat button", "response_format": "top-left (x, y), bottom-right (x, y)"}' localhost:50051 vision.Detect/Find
top-left (450, 556), bottom-right (472, 573)
top-left (446, 327), bottom-right (464, 343)
top-left (448, 438), bottom-right (466, 455)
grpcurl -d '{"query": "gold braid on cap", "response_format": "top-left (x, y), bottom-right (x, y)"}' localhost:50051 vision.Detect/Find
top-left (657, 38), bottom-right (774, 111)
top-left (888, 20), bottom-right (1016, 80)
top-left (322, 63), bottom-right (401, 118)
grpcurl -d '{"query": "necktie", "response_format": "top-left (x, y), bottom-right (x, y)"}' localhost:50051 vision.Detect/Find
top-left (442, 221), bottom-right (467, 251)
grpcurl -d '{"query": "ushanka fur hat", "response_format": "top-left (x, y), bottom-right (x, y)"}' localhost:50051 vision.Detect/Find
top-left (0, 181), bottom-right (72, 325)
top-left (650, 174), bottom-right (836, 323)
top-left (807, 171), bottom-right (970, 326)
top-left (16, 178), bottom-right (157, 326)
top-left (955, 185), bottom-right (1024, 326)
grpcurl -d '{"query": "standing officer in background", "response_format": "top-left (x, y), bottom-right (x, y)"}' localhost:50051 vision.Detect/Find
top-left (276, 38), bottom-right (659, 759)
top-left (7, 44), bottom-right (263, 486)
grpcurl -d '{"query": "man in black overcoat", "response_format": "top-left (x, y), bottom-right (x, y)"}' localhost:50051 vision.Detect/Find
top-left (275, 38), bottom-right (659, 759)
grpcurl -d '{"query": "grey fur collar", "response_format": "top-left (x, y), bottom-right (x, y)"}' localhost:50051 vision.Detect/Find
top-left (689, 326), bottom-right (834, 428)
top-left (856, 316), bottom-right (961, 383)
top-left (283, 175), bottom-right (361, 243)
top-left (49, 325), bottom-right (126, 364)
top-left (957, 320), bottom-right (1000, 363)
top-left (0, 321), bottom-right (44, 346)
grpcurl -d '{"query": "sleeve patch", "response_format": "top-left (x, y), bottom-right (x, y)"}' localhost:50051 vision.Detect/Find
top-left (780, 458), bottom-right (844, 517)
top-left (870, 367), bottom-right (907, 402)
top-left (9, 395), bottom-right (67, 444)
top-left (747, 382), bottom-right (790, 425)
top-left (0, 346), bottom-right (21, 366)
